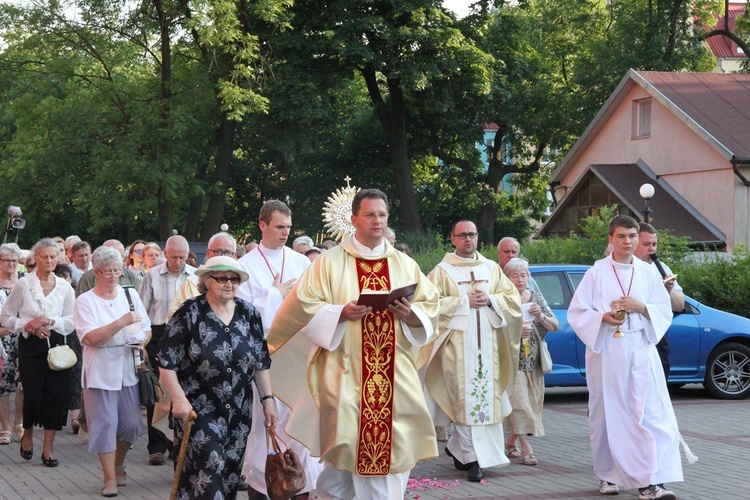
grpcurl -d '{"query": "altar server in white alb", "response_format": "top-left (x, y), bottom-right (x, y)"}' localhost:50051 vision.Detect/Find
top-left (568, 215), bottom-right (696, 500)
top-left (236, 199), bottom-right (322, 498)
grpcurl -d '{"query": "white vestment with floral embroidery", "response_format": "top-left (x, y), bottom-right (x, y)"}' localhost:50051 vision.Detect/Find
top-left (424, 253), bottom-right (522, 468)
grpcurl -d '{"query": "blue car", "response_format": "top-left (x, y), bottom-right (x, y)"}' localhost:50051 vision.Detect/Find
top-left (530, 264), bottom-right (750, 400)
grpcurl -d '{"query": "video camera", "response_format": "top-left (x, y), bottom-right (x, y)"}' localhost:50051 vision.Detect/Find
top-left (3, 206), bottom-right (26, 244)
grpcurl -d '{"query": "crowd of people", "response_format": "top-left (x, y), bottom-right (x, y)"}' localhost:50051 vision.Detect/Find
top-left (0, 191), bottom-right (695, 500)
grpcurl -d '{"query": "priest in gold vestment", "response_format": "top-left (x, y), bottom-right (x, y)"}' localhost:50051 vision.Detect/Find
top-left (424, 220), bottom-right (522, 482)
top-left (267, 189), bottom-right (440, 500)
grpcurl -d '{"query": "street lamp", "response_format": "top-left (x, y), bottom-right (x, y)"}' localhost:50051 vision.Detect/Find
top-left (639, 183), bottom-right (655, 223)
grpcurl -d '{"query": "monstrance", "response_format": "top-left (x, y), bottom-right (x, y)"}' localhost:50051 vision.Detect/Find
top-left (322, 176), bottom-right (359, 241)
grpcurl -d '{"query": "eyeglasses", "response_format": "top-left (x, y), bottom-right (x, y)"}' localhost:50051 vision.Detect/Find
top-left (26, 263), bottom-right (36, 269)
top-left (210, 275), bottom-right (241, 285)
top-left (96, 269), bottom-right (123, 277)
top-left (133, 249), bottom-right (143, 254)
top-left (0, 259), bottom-right (18, 264)
top-left (453, 232), bottom-right (478, 239)
top-left (209, 249), bottom-right (235, 257)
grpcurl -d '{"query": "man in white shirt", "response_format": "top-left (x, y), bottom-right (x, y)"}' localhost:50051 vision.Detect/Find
top-left (634, 222), bottom-right (685, 379)
top-left (497, 237), bottom-right (540, 293)
top-left (69, 241), bottom-right (92, 287)
top-left (236, 200), bottom-right (321, 499)
top-left (137, 235), bottom-right (195, 466)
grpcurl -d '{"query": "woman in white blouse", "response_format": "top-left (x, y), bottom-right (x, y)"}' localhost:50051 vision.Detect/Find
top-left (74, 246), bottom-right (151, 497)
top-left (0, 238), bottom-right (75, 467)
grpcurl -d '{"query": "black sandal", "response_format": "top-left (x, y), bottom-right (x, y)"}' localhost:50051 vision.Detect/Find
top-left (41, 454), bottom-right (60, 467)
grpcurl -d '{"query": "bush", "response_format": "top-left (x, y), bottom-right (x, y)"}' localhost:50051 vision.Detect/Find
top-left (673, 247), bottom-right (750, 318)
top-left (400, 229), bottom-right (451, 272)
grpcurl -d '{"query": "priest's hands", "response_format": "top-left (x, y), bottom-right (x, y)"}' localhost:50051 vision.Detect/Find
top-left (273, 274), bottom-right (297, 298)
top-left (340, 301), bottom-right (372, 322)
top-left (388, 297), bottom-right (421, 327)
top-left (468, 290), bottom-right (490, 309)
top-left (340, 299), bottom-right (421, 328)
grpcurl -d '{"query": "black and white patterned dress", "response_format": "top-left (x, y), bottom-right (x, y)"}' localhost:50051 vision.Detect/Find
top-left (0, 276), bottom-right (23, 396)
top-left (158, 295), bottom-right (270, 500)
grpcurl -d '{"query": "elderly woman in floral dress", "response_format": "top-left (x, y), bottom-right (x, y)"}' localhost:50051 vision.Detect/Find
top-left (0, 243), bottom-right (25, 445)
top-left (503, 257), bottom-right (558, 466)
top-left (158, 256), bottom-right (278, 499)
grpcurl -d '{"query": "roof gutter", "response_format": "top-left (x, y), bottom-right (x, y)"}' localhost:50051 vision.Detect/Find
top-left (731, 156), bottom-right (750, 187)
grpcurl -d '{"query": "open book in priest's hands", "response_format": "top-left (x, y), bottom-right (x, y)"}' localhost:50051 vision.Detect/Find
top-left (356, 282), bottom-right (418, 311)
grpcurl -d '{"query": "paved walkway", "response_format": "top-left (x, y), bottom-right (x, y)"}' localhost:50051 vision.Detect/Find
top-left (0, 384), bottom-right (746, 499)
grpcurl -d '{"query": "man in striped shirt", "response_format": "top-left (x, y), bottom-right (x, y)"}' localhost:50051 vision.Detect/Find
top-left (138, 235), bottom-right (196, 466)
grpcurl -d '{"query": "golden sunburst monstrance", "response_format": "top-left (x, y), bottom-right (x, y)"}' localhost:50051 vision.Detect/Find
top-left (322, 176), bottom-right (359, 241)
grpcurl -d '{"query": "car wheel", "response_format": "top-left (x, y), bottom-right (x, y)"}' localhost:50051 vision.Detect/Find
top-left (704, 342), bottom-right (750, 400)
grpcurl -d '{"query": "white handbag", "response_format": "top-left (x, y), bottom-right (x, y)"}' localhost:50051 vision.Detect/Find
top-left (534, 329), bottom-right (553, 374)
top-left (47, 336), bottom-right (77, 371)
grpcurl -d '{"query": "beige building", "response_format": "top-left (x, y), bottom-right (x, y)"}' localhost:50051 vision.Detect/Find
top-left (539, 70), bottom-right (750, 251)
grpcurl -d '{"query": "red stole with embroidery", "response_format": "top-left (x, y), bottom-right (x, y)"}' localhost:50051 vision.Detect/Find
top-left (355, 258), bottom-right (396, 476)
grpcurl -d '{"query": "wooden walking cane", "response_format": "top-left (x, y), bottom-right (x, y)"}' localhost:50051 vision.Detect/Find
top-left (169, 410), bottom-right (197, 500)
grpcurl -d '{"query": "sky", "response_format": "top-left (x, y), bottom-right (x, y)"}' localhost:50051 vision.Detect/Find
top-left (442, 0), bottom-right (474, 18)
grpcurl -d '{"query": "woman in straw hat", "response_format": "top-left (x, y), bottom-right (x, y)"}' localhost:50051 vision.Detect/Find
top-left (158, 256), bottom-right (278, 499)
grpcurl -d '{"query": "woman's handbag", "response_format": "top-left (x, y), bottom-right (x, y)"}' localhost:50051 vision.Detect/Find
top-left (47, 336), bottom-right (77, 371)
top-left (534, 328), bottom-right (553, 374)
top-left (265, 426), bottom-right (306, 500)
top-left (137, 361), bottom-right (163, 407)
top-left (123, 287), bottom-right (163, 407)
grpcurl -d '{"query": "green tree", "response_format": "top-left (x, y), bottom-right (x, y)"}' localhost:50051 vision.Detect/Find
top-left (698, 0), bottom-right (750, 72)
top-left (0, 0), bottom-right (289, 243)
top-left (281, 0), bottom-right (503, 233)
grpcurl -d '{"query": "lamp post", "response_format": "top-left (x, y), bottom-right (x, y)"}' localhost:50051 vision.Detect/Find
top-left (639, 183), bottom-right (655, 223)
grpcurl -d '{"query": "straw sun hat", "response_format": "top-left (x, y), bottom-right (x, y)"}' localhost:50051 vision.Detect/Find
top-left (194, 256), bottom-right (249, 283)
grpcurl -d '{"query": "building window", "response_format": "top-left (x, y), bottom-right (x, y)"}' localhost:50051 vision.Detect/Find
top-left (631, 98), bottom-right (651, 139)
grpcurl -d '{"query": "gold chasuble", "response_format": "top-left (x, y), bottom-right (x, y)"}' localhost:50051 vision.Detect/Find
top-left (424, 252), bottom-right (522, 426)
top-left (267, 237), bottom-right (440, 476)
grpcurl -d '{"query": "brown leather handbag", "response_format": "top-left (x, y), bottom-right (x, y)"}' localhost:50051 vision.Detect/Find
top-left (265, 427), bottom-right (306, 500)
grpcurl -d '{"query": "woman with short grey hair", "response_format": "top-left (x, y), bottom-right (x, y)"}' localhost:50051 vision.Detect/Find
top-left (0, 237), bottom-right (75, 467)
top-left (0, 243), bottom-right (25, 445)
top-left (503, 257), bottom-right (558, 466)
top-left (75, 245), bottom-right (151, 497)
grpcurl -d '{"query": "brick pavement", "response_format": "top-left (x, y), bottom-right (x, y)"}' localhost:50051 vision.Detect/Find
top-left (0, 384), bottom-right (746, 499)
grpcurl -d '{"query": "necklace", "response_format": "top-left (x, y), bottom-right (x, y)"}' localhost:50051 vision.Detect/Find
top-left (611, 264), bottom-right (634, 297)
top-left (611, 264), bottom-right (634, 335)
top-left (257, 246), bottom-right (285, 282)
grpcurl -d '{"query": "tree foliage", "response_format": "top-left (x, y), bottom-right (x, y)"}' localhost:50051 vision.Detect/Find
top-left (0, 0), bottom-right (735, 247)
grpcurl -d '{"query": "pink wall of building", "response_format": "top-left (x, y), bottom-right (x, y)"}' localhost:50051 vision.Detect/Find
top-left (558, 85), bottom-right (737, 248)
